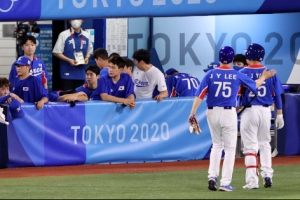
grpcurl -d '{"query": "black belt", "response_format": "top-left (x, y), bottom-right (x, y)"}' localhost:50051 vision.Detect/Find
top-left (208, 106), bottom-right (232, 109)
top-left (244, 105), bottom-right (269, 108)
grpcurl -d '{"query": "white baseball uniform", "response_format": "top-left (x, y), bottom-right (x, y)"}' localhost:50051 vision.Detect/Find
top-left (239, 65), bottom-right (284, 186)
top-left (195, 66), bottom-right (258, 186)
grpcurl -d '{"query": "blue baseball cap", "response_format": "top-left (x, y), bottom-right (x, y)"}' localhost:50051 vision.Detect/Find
top-left (14, 56), bottom-right (31, 66)
top-left (165, 68), bottom-right (178, 77)
top-left (203, 61), bottom-right (220, 72)
top-left (9, 98), bottom-right (25, 119)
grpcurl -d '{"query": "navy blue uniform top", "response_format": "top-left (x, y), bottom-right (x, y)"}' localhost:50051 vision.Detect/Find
top-left (239, 65), bottom-right (284, 109)
top-left (92, 73), bottom-right (134, 100)
top-left (12, 76), bottom-right (48, 103)
top-left (9, 56), bottom-right (51, 91)
top-left (166, 72), bottom-right (200, 97)
top-left (195, 66), bottom-right (257, 107)
top-left (76, 84), bottom-right (95, 99)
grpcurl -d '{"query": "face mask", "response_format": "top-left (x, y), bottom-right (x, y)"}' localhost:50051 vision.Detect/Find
top-left (233, 66), bottom-right (243, 71)
top-left (71, 20), bottom-right (82, 29)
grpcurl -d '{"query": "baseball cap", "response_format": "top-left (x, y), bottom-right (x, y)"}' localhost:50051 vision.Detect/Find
top-left (203, 61), bottom-right (220, 72)
top-left (9, 98), bottom-right (25, 119)
top-left (14, 56), bottom-right (31, 66)
top-left (165, 68), bottom-right (178, 77)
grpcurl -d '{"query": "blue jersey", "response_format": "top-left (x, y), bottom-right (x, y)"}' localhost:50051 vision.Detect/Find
top-left (92, 73), bottom-right (134, 100)
top-left (12, 76), bottom-right (48, 103)
top-left (9, 56), bottom-right (51, 91)
top-left (47, 90), bottom-right (61, 102)
top-left (100, 67), bottom-right (109, 77)
top-left (239, 65), bottom-right (284, 109)
top-left (195, 66), bottom-right (257, 107)
top-left (166, 72), bottom-right (200, 97)
top-left (75, 84), bottom-right (95, 98)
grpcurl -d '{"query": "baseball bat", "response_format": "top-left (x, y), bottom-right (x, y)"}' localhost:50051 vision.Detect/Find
top-left (237, 94), bottom-right (258, 116)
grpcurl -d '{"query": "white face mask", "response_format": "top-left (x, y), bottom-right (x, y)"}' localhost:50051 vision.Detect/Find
top-left (71, 20), bottom-right (82, 29)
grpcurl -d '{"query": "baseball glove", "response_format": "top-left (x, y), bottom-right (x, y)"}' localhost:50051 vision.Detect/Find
top-left (188, 114), bottom-right (202, 135)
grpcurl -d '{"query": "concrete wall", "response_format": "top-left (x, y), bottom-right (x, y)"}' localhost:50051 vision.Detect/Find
top-left (0, 22), bottom-right (17, 78)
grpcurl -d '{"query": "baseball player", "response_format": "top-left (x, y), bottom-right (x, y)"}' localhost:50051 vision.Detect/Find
top-left (91, 56), bottom-right (136, 110)
top-left (11, 56), bottom-right (49, 110)
top-left (76, 65), bottom-right (100, 99)
top-left (164, 68), bottom-right (200, 97)
top-left (132, 49), bottom-right (168, 102)
top-left (188, 46), bottom-right (276, 192)
top-left (203, 61), bottom-right (220, 73)
top-left (239, 43), bottom-right (284, 189)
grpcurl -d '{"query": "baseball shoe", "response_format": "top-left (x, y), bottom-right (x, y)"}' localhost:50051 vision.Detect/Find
top-left (219, 184), bottom-right (235, 192)
top-left (263, 177), bottom-right (272, 188)
top-left (208, 177), bottom-right (218, 191)
top-left (242, 183), bottom-right (259, 189)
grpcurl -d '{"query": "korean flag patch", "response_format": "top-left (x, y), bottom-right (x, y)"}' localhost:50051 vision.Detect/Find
top-left (23, 87), bottom-right (29, 91)
top-left (118, 86), bottom-right (124, 91)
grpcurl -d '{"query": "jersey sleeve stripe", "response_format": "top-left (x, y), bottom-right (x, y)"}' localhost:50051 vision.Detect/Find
top-left (198, 86), bottom-right (208, 99)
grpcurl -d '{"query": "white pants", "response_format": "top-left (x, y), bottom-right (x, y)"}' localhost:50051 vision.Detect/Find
top-left (240, 105), bottom-right (273, 185)
top-left (206, 107), bottom-right (237, 186)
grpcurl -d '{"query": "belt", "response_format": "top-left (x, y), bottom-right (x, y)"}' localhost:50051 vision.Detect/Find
top-left (244, 105), bottom-right (269, 108)
top-left (208, 106), bottom-right (232, 109)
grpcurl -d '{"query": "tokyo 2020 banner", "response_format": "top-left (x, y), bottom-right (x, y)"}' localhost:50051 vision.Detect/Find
top-left (6, 98), bottom-right (211, 168)
top-left (2, 0), bottom-right (300, 21)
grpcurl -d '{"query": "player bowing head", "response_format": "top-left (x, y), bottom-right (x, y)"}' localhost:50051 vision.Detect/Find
top-left (245, 43), bottom-right (265, 62)
top-left (219, 46), bottom-right (235, 64)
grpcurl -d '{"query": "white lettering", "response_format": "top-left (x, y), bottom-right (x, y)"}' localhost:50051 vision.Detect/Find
top-left (59, 0), bottom-right (108, 9)
top-left (117, 125), bottom-right (126, 143)
top-left (130, 0), bottom-right (143, 6)
top-left (100, 0), bottom-right (108, 7)
top-left (161, 122), bottom-right (170, 140)
top-left (94, 125), bottom-right (104, 144)
top-left (82, 126), bottom-right (92, 144)
top-left (206, 0), bottom-right (216, 3)
top-left (189, 0), bottom-right (201, 4)
top-left (225, 74), bottom-right (233, 79)
top-left (130, 124), bottom-right (139, 142)
top-left (73, 0), bottom-right (87, 8)
top-left (153, 0), bottom-right (165, 6)
top-left (72, 123), bottom-right (170, 144)
top-left (117, 0), bottom-right (122, 7)
top-left (141, 123), bottom-right (149, 142)
top-left (172, 0), bottom-right (182, 5)
top-left (151, 123), bottom-right (160, 142)
top-left (59, 0), bottom-right (214, 9)
top-left (256, 73), bottom-right (261, 78)
top-left (59, 0), bottom-right (63, 9)
top-left (107, 125), bottom-right (115, 143)
top-left (216, 73), bottom-right (221, 78)
top-left (71, 126), bottom-right (80, 145)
